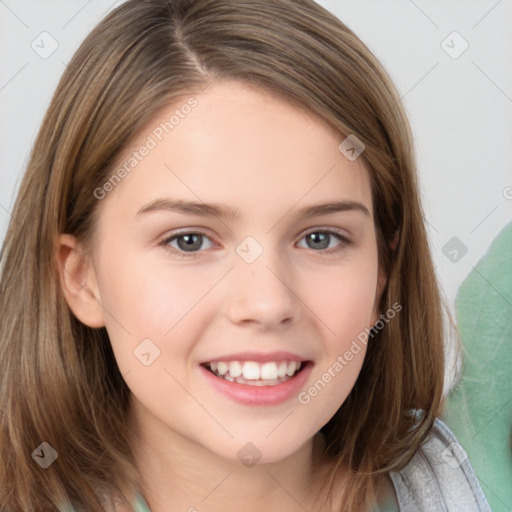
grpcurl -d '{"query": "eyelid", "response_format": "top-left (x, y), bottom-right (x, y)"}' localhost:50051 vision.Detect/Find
top-left (297, 227), bottom-right (352, 254)
top-left (301, 226), bottom-right (351, 241)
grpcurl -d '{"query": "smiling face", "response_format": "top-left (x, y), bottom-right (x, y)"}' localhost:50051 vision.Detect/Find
top-left (61, 79), bottom-right (384, 466)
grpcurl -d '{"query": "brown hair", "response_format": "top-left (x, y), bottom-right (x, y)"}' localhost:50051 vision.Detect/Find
top-left (0, 0), bottom-right (448, 510)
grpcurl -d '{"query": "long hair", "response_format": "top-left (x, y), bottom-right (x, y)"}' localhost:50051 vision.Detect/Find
top-left (0, 0), bottom-right (447, 510)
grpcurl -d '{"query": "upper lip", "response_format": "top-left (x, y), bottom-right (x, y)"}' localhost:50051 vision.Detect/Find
top-left (200, 351), bottom-right (311, 364)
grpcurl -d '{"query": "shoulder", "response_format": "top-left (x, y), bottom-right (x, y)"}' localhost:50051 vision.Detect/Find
top-left (389, 416), bottom-right (491, 511)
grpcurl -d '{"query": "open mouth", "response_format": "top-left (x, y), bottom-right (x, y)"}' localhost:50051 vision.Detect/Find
top-left (201, 360), bottom-right (308, 387)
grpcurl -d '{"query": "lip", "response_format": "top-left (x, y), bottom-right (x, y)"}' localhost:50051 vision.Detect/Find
top-left (199, 360), bottom-right (313, 406)
top-left (200, 351), bottom-right (308, 364)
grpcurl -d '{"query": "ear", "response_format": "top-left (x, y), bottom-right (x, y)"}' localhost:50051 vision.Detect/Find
top-left (369, 229), bottom-right (399, 325)
top-left (389, 228), bottom-right (400, 252)
top-left (57, 234), bottom-right (105, 328)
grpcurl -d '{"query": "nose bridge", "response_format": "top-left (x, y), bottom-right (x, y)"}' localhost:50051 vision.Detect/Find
top-left (225, 235), bottom-right (301, 328)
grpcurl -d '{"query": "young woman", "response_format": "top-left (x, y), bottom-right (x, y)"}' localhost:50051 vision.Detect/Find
top-left (0, 0), bottom-right (491, 510)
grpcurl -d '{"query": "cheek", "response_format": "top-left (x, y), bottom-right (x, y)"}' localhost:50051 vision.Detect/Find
top-left (310, 254), bottom-right (379, 339)
top-left (94, 248), bottom-right (213, 370)
top-left (299, 255), bottom-right (378, 410)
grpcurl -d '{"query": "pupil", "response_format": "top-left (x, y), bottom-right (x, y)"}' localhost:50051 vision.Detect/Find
top-left (178, 234), bottom-right (201, 251)
top-left (309, 232), bottom-right (328, 249)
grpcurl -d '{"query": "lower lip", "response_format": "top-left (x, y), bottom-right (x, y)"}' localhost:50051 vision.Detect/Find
top-left (199, 362), bottom-right (313, 406)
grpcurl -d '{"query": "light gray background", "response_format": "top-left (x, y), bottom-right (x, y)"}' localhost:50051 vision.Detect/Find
top-left (1, 0), bottom-right (511, 388)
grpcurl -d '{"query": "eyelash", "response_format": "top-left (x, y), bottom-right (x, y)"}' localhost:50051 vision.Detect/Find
top-left (160, 228), bottom-right (352, 259)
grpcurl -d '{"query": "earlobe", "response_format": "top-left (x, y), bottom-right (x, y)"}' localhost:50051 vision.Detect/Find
top-left (57, 234), bottom-right (105, 328)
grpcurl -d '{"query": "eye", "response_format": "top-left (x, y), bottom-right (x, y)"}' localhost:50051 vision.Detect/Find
top-left (161, 231), bottom-right (215, 258)
top-left (297, 228), bottom-right (351, 254)
top-left (160, 228), bottom-right (352, 259)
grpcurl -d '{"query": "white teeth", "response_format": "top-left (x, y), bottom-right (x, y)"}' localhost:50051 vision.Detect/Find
top-left (277, 361), bottom-right (288, 378)
top-left (286, 361), bottom-right (297, 376)
top-left (217, 362), bottom-right (229, 376)
top-left (228, 361), bottom-right (243, 378)
top-left (242, 361), bottom-right (260, 380)
top-left (260, 362), bottom-right (278, 380)
top-left (206, 360), bottom-right (304, 384)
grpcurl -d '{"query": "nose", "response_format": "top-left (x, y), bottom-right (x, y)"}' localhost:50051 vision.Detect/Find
top-left (224, 245), bottom-right (302, 331)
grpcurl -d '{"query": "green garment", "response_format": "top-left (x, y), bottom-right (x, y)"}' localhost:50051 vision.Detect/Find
top-left (133, 491), bottom-right (151, 512)
top-left (443, 221), bottom-right (512, 511)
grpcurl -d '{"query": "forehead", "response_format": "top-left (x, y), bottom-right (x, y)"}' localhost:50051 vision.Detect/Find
top-left (97, 80), bottom-right (373, 222)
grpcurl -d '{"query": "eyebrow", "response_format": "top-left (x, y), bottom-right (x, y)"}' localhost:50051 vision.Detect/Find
top-left (135, 198), bottom-right (371, 220)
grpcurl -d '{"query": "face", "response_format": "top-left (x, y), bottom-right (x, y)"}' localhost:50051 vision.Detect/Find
top-left (71, 80), bottom-right (384, 465)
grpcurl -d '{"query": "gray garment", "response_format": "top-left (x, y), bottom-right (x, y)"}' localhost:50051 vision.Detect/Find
top-left (388, 417), bottom-right (491, 511)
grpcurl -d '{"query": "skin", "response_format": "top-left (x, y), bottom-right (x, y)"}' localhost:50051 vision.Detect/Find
top-left (58, 80), bottom-right (396, 511)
